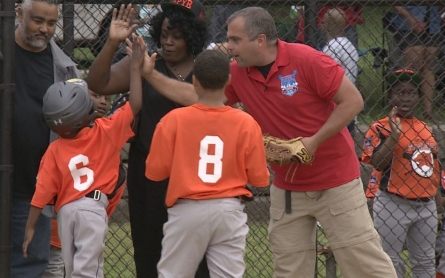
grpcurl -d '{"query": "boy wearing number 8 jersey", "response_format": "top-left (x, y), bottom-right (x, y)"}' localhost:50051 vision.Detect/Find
top-left (145, 50), bottom-right (270, 278)
top-left (22, 36), bottom-right (147, 278)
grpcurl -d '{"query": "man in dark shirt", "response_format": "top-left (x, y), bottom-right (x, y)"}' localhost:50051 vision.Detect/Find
top-left (12, 1), bottom-right (79, 277)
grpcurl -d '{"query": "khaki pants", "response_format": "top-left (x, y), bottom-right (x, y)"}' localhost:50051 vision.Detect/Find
top-left (268, 178), bottom-right (396, 278)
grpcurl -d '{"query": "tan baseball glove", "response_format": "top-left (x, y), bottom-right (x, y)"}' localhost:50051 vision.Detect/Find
top-left (263, 135), bottom-right (314, 166)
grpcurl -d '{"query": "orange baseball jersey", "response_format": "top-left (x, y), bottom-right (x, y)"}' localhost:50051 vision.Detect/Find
top-left (361, 117), bottom-right (439, 199)
top-left (145, 104), bottom-right (270, 207)
top-left (31, 103), bottom-right (134, 212)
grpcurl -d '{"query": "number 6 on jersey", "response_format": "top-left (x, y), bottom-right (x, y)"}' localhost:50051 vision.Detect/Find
top-left (69, 154), bottom-right (94, 191)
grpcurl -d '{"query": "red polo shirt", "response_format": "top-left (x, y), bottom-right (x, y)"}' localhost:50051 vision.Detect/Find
top-left (225, 40), bottom-right (360, 191)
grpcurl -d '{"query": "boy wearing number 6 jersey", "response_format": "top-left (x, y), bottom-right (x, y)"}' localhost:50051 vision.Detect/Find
top-left (145, 50), bottom-right (270, 278)
top-left (22, 36), bottom-right (147, 278)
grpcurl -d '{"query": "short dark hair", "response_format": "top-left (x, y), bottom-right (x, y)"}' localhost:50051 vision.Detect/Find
top-left (193, 50), bottom-right (230, 90)
top-left (150, 6), bottom-right (208, 57)
top-left (227, 7), bottom-right (277, 43)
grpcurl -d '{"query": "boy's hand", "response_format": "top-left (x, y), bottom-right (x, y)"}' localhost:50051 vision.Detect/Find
top-left (128, 35), bottom-right (147, 70)
top-left (389, 106), bottom-right (402, 140)
top-left (22, 227), bottom-right (35, 258)
top-left (126, 35), bottom-right (157, 76)
top-left (108, 4), bottom-right (138, 44)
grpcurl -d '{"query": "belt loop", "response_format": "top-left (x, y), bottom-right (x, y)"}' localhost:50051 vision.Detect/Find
top-left (285, 190), bottom-right (292, 214)
top-left (93, 190), bottom-right (101, 201)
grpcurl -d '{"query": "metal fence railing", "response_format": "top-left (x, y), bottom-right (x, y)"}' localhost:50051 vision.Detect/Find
top-left (1, 1), bottom-right (445, 277)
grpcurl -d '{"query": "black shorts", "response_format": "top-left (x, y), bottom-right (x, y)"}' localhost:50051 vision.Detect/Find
top-left (394, 31), bottom-right (442, 50)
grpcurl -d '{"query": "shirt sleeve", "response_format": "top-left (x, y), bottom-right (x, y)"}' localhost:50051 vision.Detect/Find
top-left (31, 150), bottom-right (58, 209)
top-left (99, 102), bottom-right (135, 150)
top-left (145, 115), bottom-right (175, 181)
top-left (245, 119), bottom-right (270, 187)
top-left (361, 121), bottom-right (389, 165)
top-left (306, 51), bottom-right (345, 100)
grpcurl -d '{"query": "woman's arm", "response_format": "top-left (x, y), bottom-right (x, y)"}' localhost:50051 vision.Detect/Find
top-left (87, 5), bottom-right (137, 95)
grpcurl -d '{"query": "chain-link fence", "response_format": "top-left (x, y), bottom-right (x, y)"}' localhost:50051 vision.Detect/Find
top-left (3, 0), bottom-right (445, 277)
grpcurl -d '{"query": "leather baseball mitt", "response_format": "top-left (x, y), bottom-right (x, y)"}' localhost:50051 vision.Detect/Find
top-left (263, 135), bottom-right (314, 166)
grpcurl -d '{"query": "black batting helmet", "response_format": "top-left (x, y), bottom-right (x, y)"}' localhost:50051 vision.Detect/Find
top-left (42, 79), bottom-right (95, 138)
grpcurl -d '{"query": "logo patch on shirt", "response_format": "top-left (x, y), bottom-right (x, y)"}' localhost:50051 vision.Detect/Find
top-left (278, 70), bottom-right (299, 96)
top-left (364, 136), bottom-right (373, 150)
top-left (369, 173), bottom-right (378, 187)
top-left (410, 149), bottom-right (434, 178)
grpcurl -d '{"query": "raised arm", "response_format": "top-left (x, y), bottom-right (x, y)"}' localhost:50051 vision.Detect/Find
top-left (128, 36), bottom-right (147, 116)
top-left (87, 4), bottom-right (137, 95)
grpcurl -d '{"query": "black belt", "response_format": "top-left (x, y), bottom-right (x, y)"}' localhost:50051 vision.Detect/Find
top-left (385, 190), bottom-right (432, 203)
top-left (86, 190), bottom-right (105, 201)
top-left (285, 190), bottom-right (292, 214)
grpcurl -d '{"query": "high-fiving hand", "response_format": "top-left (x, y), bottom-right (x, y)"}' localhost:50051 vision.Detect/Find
top-left (126, 34), bottom-right (157, 77)
top-left (109, 4), bottom-right (138, 44)
top-left (129, 35), bottom-right (147, 70)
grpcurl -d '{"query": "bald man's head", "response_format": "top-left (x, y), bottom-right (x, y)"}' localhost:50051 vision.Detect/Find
top-left (322, 8), bottom-right (346, 38)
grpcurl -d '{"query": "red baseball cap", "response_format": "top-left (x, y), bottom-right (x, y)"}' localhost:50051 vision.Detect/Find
top-left (161, 0), bottom-right (205, 20)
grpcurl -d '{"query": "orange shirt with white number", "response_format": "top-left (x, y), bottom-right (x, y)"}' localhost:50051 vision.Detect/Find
top-left (31, 103), bottom-right (134, 212)
top-left (145, 104), bottom-right (270, 207)
top-left (361, 117), bottom-right (439, 199)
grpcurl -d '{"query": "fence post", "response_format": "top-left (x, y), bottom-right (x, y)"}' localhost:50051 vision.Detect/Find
top-left (303, 0), bottom-right (318, 48)
top-left (62, 1), bottom-right (75, 58)
top-left (0, 0), bottom-right (16, 276)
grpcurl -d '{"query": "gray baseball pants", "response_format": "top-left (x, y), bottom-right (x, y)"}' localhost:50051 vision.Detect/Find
top-left (158, 198), bottom-right (248, 278)
top-left (373, 190), bottom-right (437, 278)
top-left (57, 194), bottom-right (109, 278)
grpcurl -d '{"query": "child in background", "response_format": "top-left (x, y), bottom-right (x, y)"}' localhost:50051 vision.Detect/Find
top-left (23, 36), bottom-right (146, 278)
top-left (145, 50), bottom-right (270, 277)
top-left (362, 68), bottom-right (440, 277)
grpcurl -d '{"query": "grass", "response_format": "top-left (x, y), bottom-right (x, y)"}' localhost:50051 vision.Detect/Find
top-left (104, 223), bottom-right (136, 277)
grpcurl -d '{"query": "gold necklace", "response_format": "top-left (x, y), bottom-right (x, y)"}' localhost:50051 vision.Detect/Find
top-left (170, 64), bottom-right (185, 81)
